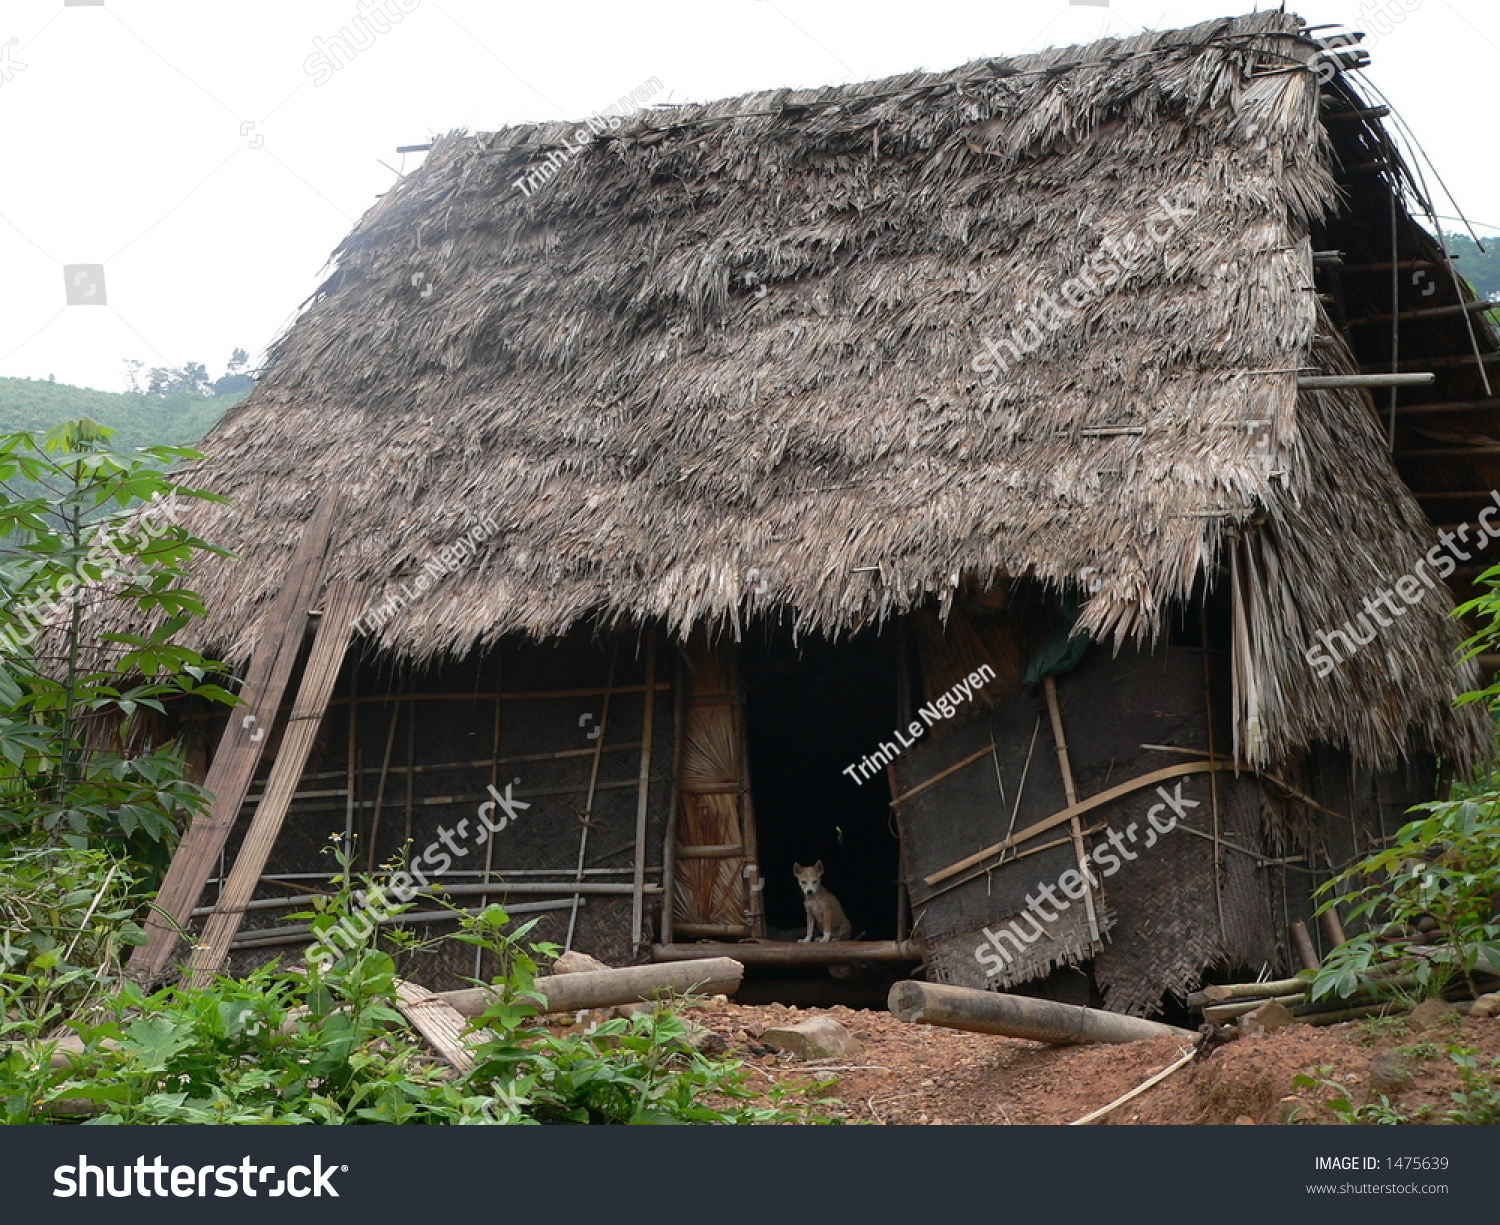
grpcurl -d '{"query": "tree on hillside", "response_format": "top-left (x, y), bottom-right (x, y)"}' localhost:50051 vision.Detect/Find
top-left (1444, 232), bottom-right (1500, 301)
top-left (123, 349), bottom-right (257, 398)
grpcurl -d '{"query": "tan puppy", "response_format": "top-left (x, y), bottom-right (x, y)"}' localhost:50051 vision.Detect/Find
top-left (793, 861), bottom-right (852, 943)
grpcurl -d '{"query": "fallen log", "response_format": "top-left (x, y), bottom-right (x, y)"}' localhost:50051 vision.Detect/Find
top-left (888, 981), bottom-right (1196, 1045)
top-left (441, 957), bottom-right (745, 1018)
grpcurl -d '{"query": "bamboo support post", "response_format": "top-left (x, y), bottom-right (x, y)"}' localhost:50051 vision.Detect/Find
top-left (1320, 905), bottom-right (1347, 949)
top-left (364, 697), bottom-right (401, 873)
top-left (566, 643), bottom-right (618, 951)
top-left (661, 654), bottom-right (686, 946)
top-left (1289, 920), bottom-right (1321, 972)
top-left (1043, 675), bottom-right (1101, 947)
top-left (631, 632), bottom-right (658, 949)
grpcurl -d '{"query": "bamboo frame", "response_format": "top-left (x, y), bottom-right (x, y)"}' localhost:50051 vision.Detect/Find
top-left (661, 649), bottom-right (686, 945)
top-left (630, 631), bottom-right (658, 949)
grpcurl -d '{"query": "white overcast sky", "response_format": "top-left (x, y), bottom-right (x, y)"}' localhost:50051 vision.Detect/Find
top-left (0, 0), bottom-right (1494, 391)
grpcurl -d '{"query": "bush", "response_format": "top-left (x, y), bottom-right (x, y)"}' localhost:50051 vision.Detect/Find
top-left (2, 894), bottom-right (833, 1125)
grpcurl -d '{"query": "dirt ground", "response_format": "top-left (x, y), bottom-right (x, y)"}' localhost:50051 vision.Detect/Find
top-left (662, 1000), bottom-right (1500, 1125)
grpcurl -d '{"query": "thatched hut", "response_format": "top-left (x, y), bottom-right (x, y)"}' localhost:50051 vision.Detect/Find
top-left (129, 11), bottom-right (1498, 1015)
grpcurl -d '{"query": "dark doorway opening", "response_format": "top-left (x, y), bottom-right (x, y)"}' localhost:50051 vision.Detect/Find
top-left (741, 624), bottom-right (903, 942)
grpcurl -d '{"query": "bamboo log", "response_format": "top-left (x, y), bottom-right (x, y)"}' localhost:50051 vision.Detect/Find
top-left (651, 940), bottom-right (921, 964)
top-left (1188, 977), bottom-right (1307, 1008)
top-left (1290, 921), bottom-right (1320, 971)
top-left (1320, 906), bottom-right (1347, 949)
top-left (441, 957), bottom-right (745, 1018)
top-left (1202, 993), bottom-right (1306, 1024)
top-left (1296, 373), bottom-right (1435, 389)
top-left (887, 981), bottom-right (1196, 1045)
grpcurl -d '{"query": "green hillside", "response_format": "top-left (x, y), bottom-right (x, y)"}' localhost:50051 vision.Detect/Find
top-left (0, 378), bottom-right (244, 453)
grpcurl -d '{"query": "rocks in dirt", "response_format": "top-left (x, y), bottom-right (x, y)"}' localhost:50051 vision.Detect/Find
top-left (760, 1016), bottom-right (862, 1061)
top-left (1470, 993), bottom-right (1500, 1020)
top-left (1408, 999), bottom-right (1462, 1030)
top-left (1239, 1000), bottom-right (1297, 1037)
top-left (1368, 1050), bottom-right (1417, 1096)
top-left (681, 1022), bottom-right (727, 1055)
top-left (552, 950), bottom-right (611, 974)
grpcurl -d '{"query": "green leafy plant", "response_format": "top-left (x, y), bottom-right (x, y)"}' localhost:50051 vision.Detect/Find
top-left (1309, 796), bottom-right (1500, 1003)
top-left (0, 419), bottom-right (234, 858)
top-left (2, 864), bottom-right (835, 1125)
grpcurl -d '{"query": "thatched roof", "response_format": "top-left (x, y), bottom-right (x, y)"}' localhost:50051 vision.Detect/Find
top-left (131, 10), bottom-right (1492, 771)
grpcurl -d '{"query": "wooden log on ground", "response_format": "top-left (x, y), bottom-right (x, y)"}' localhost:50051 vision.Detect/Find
top-left (650, 940), bottom-right (921, 965)
top-left (888, 981), bottom-right (1196, 1045)
top-left (441, 957), bottom-right (745, 1018)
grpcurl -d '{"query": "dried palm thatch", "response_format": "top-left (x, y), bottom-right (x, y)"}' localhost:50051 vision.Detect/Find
top-left (105, 11), bottom-right (1490, 773)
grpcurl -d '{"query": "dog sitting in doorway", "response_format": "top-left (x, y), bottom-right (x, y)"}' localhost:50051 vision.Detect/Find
top-left (793, 861), bottom-right (852, 943)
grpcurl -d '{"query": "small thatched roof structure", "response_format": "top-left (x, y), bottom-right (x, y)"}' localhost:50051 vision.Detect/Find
top-left (137, 11), bottom-right (1493, 773)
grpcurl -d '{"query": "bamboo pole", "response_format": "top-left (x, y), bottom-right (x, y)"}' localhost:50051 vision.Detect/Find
top-left (566, 644), bottom-right (618, 951)
top-left (1043, 675), bottom-right (1101, 947)
top-left (924, 760), bottom-right (1234, 887)
top-left (631, 632), bottom-right (658, 949)
top-left (661, 648), bottom-right (687, 946)
top-left (364, 697), bottom-right (401, 873)
top-left (229, 899), bottom-right (580, 949)
top-left (129, 495), bottom-right (339, 982)
top-left (186, 581), bottom-right (363, 985)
